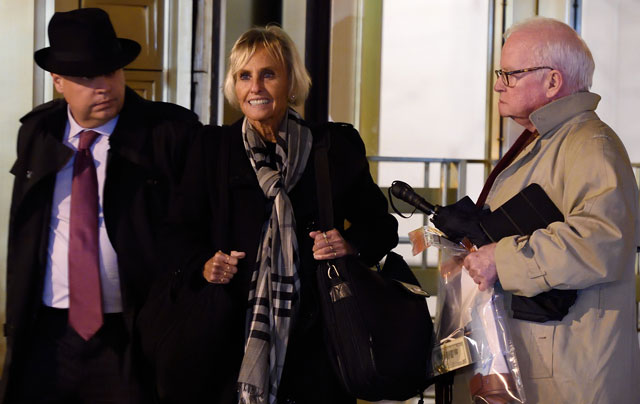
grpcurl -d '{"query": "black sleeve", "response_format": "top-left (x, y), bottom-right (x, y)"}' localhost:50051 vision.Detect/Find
top-left (161, 125), bottom-right (222, 288)
top-left (328, 124), bottom-right (399, 266)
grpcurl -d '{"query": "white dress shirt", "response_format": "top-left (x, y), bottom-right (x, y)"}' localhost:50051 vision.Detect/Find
top-left (42, 107), bottom-right (122, 313)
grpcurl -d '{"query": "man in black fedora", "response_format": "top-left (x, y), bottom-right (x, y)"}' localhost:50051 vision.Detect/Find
top-left (1, 8), bottom-right (200, 403)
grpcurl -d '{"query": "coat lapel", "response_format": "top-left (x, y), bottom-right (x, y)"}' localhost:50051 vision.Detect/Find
top-left (106, 88), bottom-right (154, 171)
top-left (102, 88), bottom-right (156, 247)
top-left (228, 126), bottom-right (261, 189)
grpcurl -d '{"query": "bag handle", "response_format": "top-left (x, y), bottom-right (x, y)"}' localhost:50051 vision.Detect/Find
top-left (214, 125), bottom-right (231, 252)
top-left (313, 124), bottom-right (348, 282)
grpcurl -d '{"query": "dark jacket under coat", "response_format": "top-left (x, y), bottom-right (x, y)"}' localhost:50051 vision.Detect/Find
top-left (1, 87), bottom-right (200, 403)
top-left (142, 118), bottom-right (399, 404)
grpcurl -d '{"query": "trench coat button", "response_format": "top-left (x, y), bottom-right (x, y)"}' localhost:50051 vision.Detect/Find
top-left (26, 170), bottom-right (32, 179)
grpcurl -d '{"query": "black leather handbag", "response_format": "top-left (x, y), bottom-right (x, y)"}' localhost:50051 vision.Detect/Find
top-left (313, 128), bottom-right (435, 402)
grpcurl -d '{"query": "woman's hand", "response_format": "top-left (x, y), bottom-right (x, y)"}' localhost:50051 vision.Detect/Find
top-left (309, 229), bottom-right (357, 261)
top-left (203, 250), bottom-right (246, 284)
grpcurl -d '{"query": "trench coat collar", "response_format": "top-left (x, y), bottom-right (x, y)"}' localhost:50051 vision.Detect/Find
top-left (488, 92), bottom-right (602, 204)
top-left (13, 86), bottom-right (153, 197)
top-left (11, 100), bottom-right (72, 199)
top-left (106, 87), bottom-right (154, 170)
top-left (530, 91), bottom-right (601, 137)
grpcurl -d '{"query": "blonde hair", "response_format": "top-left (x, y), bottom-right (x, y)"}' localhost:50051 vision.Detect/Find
top-left (223, 25), bottom-right (311, 109)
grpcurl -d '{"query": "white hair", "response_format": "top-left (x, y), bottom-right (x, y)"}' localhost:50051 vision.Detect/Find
top-left (506, 17), bottom-right (595, 93)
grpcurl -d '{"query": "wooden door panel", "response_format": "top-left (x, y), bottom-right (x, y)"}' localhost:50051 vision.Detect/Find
top-left (81, 0), bottom-right (164, 70)
top-left (124, 70), bottom-right (163, 100)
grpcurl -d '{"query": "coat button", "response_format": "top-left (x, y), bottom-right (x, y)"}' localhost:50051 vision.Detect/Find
top-left (26, 170), bottom-right (32, 179)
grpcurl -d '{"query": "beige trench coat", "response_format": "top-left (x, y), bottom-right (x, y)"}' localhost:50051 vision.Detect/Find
top-left (453, 92), bottom-right (640, 403)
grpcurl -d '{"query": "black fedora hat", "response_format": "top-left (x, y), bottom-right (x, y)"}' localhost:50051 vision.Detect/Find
top-left (34, 8), bottom-right (141, 77)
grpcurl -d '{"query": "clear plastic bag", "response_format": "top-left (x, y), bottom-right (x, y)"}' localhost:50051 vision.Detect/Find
top-left (409, 226), bottom-right (526, 403)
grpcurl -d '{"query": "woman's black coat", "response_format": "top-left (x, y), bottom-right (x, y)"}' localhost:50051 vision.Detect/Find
top-left (145, 118), bottom-right (398, 404)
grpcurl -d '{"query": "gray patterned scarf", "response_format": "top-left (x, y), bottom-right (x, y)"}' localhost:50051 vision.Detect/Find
top-left (237, 109), bottom-right (313, 404)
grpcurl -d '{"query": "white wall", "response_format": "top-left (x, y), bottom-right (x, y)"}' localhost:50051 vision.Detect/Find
top-left (582, 0), bottom-right (640, 162)
top-left (0, 0), bottom-right (37, 366)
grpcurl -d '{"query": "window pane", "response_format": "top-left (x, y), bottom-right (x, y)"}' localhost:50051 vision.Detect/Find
top-left (378, 0), bottom-right (490, 201)
top-left (582, 0), bottom-right (640, 162)
top-left (379, 0), bottom-right (489, 160)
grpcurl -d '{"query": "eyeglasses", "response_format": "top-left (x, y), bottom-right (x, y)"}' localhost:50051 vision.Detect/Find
top-left (494, 66), bottom-right (554, 87)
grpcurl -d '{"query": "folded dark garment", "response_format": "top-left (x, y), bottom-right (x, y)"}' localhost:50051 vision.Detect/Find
top-left (478, 183), bottom-right (577, 322)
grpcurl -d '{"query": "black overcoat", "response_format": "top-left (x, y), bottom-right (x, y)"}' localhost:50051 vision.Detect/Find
top-left (1, 87), bottom-right (200, 403)
top-left (143, 118), bottom-right (399, 404)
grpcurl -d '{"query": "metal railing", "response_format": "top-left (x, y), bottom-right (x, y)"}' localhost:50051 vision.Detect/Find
top-left (369, 156), bottom-right (491, 201)
top-left (369, 156), bottom-right (491, 270)
top-left (369, 156), bottom-right (491, 295)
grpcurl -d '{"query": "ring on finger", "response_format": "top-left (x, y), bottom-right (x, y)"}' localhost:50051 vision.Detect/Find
top-left (329, 244), bottom-right (334, 251)
top-left (333, 252), bottom-right (337, 258)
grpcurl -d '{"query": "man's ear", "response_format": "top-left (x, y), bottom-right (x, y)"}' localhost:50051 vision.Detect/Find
top-left (51, 73), bottom-right (64, 94)
top-left (546, 70), bottom-right (563, 98)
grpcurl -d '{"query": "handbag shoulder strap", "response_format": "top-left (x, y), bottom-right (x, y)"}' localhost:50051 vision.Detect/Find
top-left (213, 124), bottom-right (232, 252)
top-left (313, 124), bottom-right (333, 232)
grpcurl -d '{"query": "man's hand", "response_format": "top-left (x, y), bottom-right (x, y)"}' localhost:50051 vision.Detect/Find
top-left (463, 243), bottom-right (498, 291)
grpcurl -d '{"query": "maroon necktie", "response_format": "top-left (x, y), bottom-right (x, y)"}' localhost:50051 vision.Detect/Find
top-left (68, 130), bottom-right (103, 340)
top-left (476, 130), bottom-right (537, 207)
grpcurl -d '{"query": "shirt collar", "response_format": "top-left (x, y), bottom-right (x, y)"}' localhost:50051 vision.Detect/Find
top-left (530, 91), bottom-right (601, 136)
top-left (67, 105), bottom-right (119, 139)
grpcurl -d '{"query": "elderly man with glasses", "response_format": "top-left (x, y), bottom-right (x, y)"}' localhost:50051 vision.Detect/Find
top-left (457, 17), bottom-right (640, 404)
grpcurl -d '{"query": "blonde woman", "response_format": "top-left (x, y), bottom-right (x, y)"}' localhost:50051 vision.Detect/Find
top-left (148, 26), bottom-right (398, 404)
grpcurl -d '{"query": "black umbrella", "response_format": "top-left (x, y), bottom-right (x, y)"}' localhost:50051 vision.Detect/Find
top-left (389, 181), bottom-right (490, 246)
